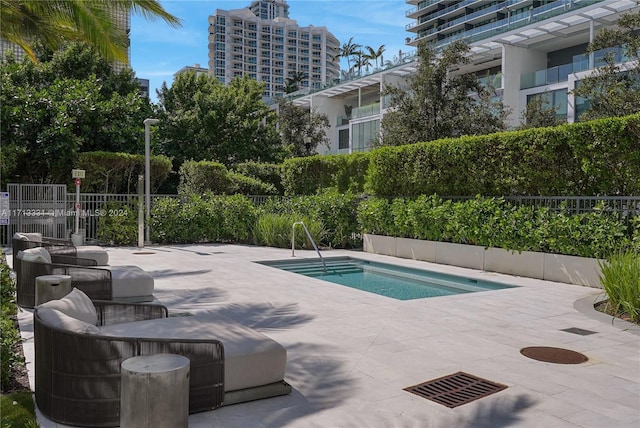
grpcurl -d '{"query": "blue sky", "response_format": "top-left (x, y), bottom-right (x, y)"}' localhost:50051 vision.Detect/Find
top-left (130, 0), bottom-right (411, 102)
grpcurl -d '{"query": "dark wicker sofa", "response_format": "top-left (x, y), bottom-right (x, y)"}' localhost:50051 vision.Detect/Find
top-left (35, 295), bottom-right (291, 427)
top-left (15, 248), bottom-right (154, 307)
top-left (35, 301), bottom-right (225, 427)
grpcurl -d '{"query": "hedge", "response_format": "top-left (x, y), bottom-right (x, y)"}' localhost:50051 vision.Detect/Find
top-left (281, 152), bottom-right (370, 195)
top-left (76, 151), bottom-right (172, 194)
top-left (365, 114), bottom-right (640, 196)
top-left (178, 160), bottom-right (277, 196)
top-left (357, 195), bottom-right (639, 258)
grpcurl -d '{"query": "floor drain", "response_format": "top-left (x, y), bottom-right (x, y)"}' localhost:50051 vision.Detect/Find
top-left (133, 251), bottom-right (156, 255)
top-left (520, 346), bottom-right (588, 364)
top-left (404, 372), bottom-right (507, 408)
top-left (561, 327), bottom-right (598, 336)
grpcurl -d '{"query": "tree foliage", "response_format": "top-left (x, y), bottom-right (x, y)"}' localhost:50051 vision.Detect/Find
top-left (380, 41), bottom-right (508, 146)
top-left (0, 0), bottom-right (180, 64)
top-left (155, 72), bottom-right (283, 167)
top-left (572, 10), bottom-right (640, 120)
top-left (519, 94), bottom-right (564, 129)
top-left (276, 98), bottom-right (330, 158)
top-left (0, 42), bottom-right (152, 184)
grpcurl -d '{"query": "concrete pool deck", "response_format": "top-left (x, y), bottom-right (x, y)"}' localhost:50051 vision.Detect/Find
top-left (11, 244), bottom-right (640, 428)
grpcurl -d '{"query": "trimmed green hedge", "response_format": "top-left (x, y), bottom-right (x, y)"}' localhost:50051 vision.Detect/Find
top-left (357, 195), bottom-right (638, 258)
top-left (281, 152), bottom-right (370, 195)
top-left (178, 160), bottom-right (277, 196)
top-left (76, 151), bottom-right (172, 194)
top-left (233, 162), bottom-right (283, 194)
top-left (365, 114), bottom-right (640, 196)
top-left (151, 194), bottom-right (257, 244)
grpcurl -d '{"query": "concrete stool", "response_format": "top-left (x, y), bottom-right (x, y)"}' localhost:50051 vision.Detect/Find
top-left (35, 275), bottom-right (72, 305)
top-left (120, 354), bottom-right (190, 428)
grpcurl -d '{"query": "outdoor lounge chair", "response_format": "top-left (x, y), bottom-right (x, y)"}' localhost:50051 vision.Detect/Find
top-left (34, 289), bottom-right (291, 427)
top-left (15, 247), bottom-right (154, 307)
top-left (12, 232), bottom-right (109, 265)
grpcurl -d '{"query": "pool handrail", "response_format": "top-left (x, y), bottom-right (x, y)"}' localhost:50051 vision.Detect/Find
top-left (291, 221), bottom-right (327, 271)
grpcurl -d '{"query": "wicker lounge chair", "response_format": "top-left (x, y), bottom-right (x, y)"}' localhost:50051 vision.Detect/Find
top-left (34, 289), bottom-right (291, 427)
top-left (15, 247), bottom-right (154, 307)
top-left (12, 232), bottom-right (109, 265)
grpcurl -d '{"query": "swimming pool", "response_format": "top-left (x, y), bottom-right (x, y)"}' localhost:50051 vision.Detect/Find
top-left (258, 257), bottom-right (515, 300)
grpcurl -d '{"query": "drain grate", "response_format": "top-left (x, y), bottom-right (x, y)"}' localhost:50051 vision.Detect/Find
top-left (404, 372), bottom-right (507, 408)
top-left (520, 346), bottom-right (588, 364)
top-left (561, 327), bottom-right (598, 336)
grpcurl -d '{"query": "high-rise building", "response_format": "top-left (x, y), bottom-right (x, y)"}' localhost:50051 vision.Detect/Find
top-left (292, 0), bottom-right (639, 155)
top-left (249, 0), bottom-right (290, 19)
top-left (208, 1), bottom-right (340, 100)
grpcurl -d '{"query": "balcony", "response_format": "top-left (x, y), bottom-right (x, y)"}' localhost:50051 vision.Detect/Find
top-left (352, 103), bottom-right (380, 120)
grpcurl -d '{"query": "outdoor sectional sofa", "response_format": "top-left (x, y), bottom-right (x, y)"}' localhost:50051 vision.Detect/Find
top-left (15, 247), bottom-right (154, 307)
top-left (34, 289), bottom-right (291, 427)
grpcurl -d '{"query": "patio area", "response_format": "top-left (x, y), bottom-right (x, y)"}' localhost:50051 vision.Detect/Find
top-left (13, 244), bottom-right (640, 428)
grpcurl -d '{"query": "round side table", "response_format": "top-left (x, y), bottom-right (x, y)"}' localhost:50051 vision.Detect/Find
top-left (35, 275), bottom-right (72, 305)
top-left (120, 354), bottom-right (190, 428)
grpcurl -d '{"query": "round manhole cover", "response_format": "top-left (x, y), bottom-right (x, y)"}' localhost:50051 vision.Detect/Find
top-left (520, 346), bottom-right (588, 364)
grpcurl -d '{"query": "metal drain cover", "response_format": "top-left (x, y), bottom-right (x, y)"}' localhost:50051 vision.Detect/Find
top-left (404, 372), bottom-right (507, 408)
top-left (133, 251), bottom-right (156, 255)
top-left (520, 346), bottom-right (588, 364)
top-left (561, 327), bottom-right (598, 336)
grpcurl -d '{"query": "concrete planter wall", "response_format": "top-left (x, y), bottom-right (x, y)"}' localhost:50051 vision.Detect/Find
top-left (363, 234), bottom-right (602, 287)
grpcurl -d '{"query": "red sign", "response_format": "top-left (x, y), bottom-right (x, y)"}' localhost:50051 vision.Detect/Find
top-left (75, 178), bottom-right (81, 186)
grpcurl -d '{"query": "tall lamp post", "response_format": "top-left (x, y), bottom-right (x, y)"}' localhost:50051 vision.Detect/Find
top-left (143, 118), bottom-right (159, 245)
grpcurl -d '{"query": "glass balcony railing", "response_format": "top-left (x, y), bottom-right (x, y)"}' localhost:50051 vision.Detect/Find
top-left (520, 46), bottom-right (634, 89)
top-left (352, 103), bottom-right (380, 119)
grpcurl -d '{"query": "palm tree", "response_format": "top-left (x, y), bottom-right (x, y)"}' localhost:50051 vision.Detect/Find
top-left (364, 44), bottom-right (386, 69)
top-left (353, 50), bottom-right (371, 75)
top-left (340, 37), bottom-right (360, 72)
top-left (284, 70), bottom-right (307, 93)
top-left (1, 0), bottom-right (181, 63)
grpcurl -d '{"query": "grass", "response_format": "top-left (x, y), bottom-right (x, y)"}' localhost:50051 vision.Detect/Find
top-left (599, 251), bottom-right (640, 324)
top-left (0, 391), bottom-right (38, 428)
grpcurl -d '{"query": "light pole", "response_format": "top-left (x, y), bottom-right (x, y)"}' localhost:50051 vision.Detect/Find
top-left (143, 118), bottom-right (159, 245)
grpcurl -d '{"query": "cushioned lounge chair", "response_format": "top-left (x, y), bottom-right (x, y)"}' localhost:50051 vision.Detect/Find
top-left (16, 247), bottom-right (154, 307)
top-left (34, 289), bottom-right (291, 427)
top-left (13, 232), bottom-right (109, 265)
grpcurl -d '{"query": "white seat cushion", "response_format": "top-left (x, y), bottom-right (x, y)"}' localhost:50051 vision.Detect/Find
top-left (99, 313), bottom-right (287, 392)
top-left (76, 246), bottom-right (109, 266)
top-left (14, 232), bottom-right (43, 242)
top-left (98, 265), bottom-right (154, 299)
top-left (18, 247), bottom-right (52, 264)
top-left (38, 288), bottom-right (98, 325)
top-left (37, 307), bottom-right (100, 335)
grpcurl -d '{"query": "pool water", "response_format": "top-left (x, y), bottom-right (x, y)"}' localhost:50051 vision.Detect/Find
top-left (258, 257), bottom-right (514, 300)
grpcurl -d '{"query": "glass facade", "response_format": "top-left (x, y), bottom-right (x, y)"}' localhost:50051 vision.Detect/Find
top-left (351, 120), bottom-right (380, 152)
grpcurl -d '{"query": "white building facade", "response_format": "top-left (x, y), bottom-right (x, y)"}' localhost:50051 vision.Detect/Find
top-left (293, 0), bottom-right (639, 155)
top-left (208, 0), bottom-right (340, 100)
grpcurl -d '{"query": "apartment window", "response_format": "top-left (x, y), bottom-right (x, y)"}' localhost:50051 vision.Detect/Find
top-left (338, 129), bottom-right (349, 150)
top-left (526, 89), bottom-right (568, 119)
top-left (352, 120), bottom-right (379, 152)
top-left (216, 16), bottom-right (225, 25)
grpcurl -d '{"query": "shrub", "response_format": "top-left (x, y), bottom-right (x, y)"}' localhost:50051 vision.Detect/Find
top-left (228, 172), bottom-right (278, 196)
top-left (96, 201), bottom-right (137, 246)
top-left (357, 196), bottom-right (633, 258)
top-left (254, 213), bottom-right (326, 249)
top-left (233, 162), bottom-right (283, 194)
top-left (599, 251), bottom-right (640, 324)
top-left (259, 190), bottom-right (361, 248)
top-left (365, 114), bottom-right (640, 197)
top-left (1, 250), bottom-right (25, 393)
top-left (77, 151), bottom-right (172, 194)
top-left (178, 160), bottom-right (231, 195)
top-left (219, 194), bottom-right (257, 242)
top-left (281, 152), bottom-right (369, 195)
